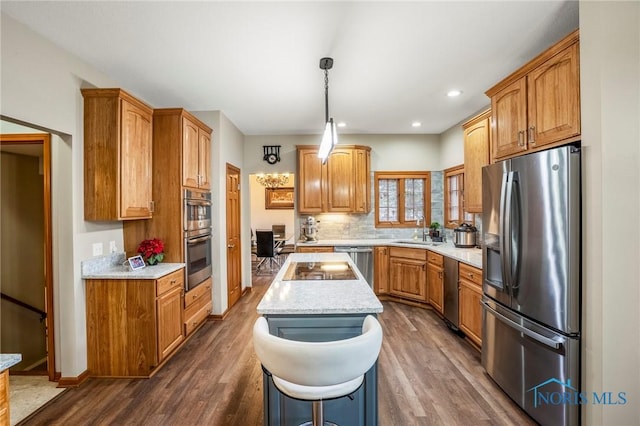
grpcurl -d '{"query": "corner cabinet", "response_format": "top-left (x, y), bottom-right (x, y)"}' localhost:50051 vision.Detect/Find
top-left (426, 251), bottom-right (444, 314)
top-left (487, 29), bottom-right (580, 162)
top-left (462, 109), bottom-right (491, 213)
top-left (458, 263), bottom-right (483, 348)
top-left (85, 268), bottom-right (185, 377)
top-left (82, 88), bottom-right (154, 220)
top-left (388, 247), bottom-right (427, 302)
top-left (296, 145), bottom-right (371, 214)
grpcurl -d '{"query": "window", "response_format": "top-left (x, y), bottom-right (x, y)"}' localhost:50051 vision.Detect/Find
top-left (444, 165), bottom-right (473, 228)
top-left (375, 172), bottom-right (431, 228)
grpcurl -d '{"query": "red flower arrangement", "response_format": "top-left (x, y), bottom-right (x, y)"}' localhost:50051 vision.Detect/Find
top-left (137, 238), bottom-right (165, 265)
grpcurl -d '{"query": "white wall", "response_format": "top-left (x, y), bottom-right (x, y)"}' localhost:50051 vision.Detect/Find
top-left (580, 2), bottom-right (640, 424)
top-left (1, 13), bottom-right (124, 378)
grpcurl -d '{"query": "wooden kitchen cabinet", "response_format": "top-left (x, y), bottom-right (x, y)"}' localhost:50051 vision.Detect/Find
top-left (487, 30), bottom-right (580, 162)
top-left (82, 88), bottom-right (153, 220)
top-left (184, 277), bottom-right (213, 336)
top-left (462, 109), bottom-right (491, 213)
top-left (426, 251), bottom-right (444, 314)
top-left (389, 247), bottom-right (427, 302)
top-left (296, 246), bottom-right (335, 253)
top-left (373, 246), bottom-right (389, 295)
top-left (0, 369), bottom-right (8, 425)
top-left (458, 263), bottom-right (483, 348)
top-left (182, 115), bottom-right (212, 189)
top-left (85, 268), bottom-right (185, 377)
top-left (123, 108), bottom-right (213, 262)
top-left (296, 145), bottom-right (371, 214)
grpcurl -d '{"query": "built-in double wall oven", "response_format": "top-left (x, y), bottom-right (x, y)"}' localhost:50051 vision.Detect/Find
top-left (184, 189), bottom-right (212, 291)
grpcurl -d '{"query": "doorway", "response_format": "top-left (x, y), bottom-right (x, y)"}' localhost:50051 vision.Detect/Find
top-left (226, 163), bottom-right (242, 309)
top-left (0, 133), bottom-right (55, 382)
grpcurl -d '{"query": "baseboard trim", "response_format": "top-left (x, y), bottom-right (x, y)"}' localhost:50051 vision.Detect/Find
top-left (209, 309), bottom-right (229, 321)
top-left (57, 369), bottom-right (90, 388)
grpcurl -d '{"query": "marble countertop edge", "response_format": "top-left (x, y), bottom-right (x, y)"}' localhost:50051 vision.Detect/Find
top-left (0, 353), bottom-right (22, 371)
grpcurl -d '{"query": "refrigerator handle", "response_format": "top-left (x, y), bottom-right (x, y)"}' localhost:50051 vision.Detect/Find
top-left (500, 172), bottom-right (514, 289)
top-left (481, 301), bottom-right (562, 350)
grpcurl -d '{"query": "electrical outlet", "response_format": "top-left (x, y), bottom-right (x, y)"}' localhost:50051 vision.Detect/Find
top-left (92, 242), bottom-right (103, 256)
top-left (109, 241), bottom-right (117, 253)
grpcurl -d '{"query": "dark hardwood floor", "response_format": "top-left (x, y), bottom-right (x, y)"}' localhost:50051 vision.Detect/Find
top-left (21, 273), bottom-right (535, 425)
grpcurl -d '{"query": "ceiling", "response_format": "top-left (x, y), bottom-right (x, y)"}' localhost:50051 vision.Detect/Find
top-left (1, 1), bottom-right (578, 136)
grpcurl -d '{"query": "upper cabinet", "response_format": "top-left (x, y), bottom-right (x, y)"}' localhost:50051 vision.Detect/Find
top-left (462, 109), bottom-right (491, 213)
top-left (486, 29), bottom-right (580, 162)
top-left (297, 145), bottom-right (371, 214)
top-left (82, 88), bottom-right (154, 221)
top-left (181, 116), bottom-right (211, 190)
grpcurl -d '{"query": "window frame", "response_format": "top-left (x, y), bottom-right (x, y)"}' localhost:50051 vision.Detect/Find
top-left (374, 171), bottom-right (431, 228)
top-left (444, 165), bottom-right (473, 229)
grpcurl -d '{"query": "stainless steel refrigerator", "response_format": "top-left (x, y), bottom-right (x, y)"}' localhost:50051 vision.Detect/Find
top-left (481, 144), bottom-right (581, 426)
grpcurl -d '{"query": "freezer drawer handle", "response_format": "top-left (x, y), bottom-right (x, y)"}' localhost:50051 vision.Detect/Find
top-left (481, 301), bottom-right (562, 350)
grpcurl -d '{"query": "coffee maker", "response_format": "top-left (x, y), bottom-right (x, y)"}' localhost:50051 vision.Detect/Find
top-left (301, 216), bottom-right (319, 241)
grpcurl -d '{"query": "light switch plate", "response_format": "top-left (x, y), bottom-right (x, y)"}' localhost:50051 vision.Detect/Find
top-left (92, 242), bottom-right (103, 256)
top-left (109, 241), bottom-right (117, 253)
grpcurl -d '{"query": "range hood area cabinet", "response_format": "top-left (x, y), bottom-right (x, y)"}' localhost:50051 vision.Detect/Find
top-left (486, 29), bottom-right (580, 162)
top-left (462, 109), bottom-right (491, 213)
top-left (296, 145), bottom-right (371, 214)
top-left (82, 88), bottom-right (154, 220)
top-left (123, 109), bottom-right (212, 261)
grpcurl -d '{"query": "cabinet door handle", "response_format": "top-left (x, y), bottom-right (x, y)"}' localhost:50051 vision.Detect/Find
top-left (518, 130), bottom-right (525, 147)
top-left (150, 201), bottom-right (155, 213)
top-left (528, 126), bottom-right (536, 145)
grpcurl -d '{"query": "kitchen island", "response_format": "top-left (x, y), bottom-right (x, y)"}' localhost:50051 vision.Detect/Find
top-left (257, 252), bottom-right (383, 426)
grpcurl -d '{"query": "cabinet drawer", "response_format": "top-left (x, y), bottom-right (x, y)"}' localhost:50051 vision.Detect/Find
top-left (184, 277), bottom-right (212, 309)
top-left (184, 300), bottom-right (212, 335)
top-left (459, 263), bottom-right (483, 287)
top-left (296, 246), bottom-right (335, 253)
top-left (389, 247), bottom-right (426, 261)
top-left (427, 251), bottom-right (443, 267)
top-left (156, 269), bottom-right (184, 296)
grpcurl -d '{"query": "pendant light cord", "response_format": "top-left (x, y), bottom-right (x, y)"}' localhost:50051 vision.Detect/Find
top-left (324, 68), bottom-right (329, 123)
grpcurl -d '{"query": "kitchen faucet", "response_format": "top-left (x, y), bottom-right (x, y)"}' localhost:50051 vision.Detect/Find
top-left (416, 215), bottom-right (428, 241)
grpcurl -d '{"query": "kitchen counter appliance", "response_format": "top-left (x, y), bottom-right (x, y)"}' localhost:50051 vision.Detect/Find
top-left (184, 189), bottom-right (213, 291)
top-left (481, 144), bottom-right (581, 426)
top-left (443, 256), bottom-right (459, 330)
top-left (453, 223), bottom-right (477, 247)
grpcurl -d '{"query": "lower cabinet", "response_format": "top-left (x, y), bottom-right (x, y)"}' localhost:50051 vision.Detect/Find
top-left (458, 263), bottom-right (483, 347)
top-left (389, 247), bottom-right (427, 302)
top-left (184, 277), bottom-right (213, 336)
top-left (86, 268), bottom-right (185, 377)
top-left (373, 246), bottom-right (389, 295)
top-left (426, 251), bottom-right (444, 314)
top-left (0, 369), bottom-right (8, 425)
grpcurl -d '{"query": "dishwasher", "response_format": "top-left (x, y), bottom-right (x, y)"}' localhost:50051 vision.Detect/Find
top-left (443, 256), bottom-right (460, 331)
top-left (334, 246), bottom-right (374, 288)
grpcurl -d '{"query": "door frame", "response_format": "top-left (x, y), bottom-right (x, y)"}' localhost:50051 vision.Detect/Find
top-left (0, 133), bottom-right (56, 381)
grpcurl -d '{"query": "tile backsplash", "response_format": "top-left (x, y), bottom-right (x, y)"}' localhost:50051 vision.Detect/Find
top-left (295, 171), bottom-right (482, 241)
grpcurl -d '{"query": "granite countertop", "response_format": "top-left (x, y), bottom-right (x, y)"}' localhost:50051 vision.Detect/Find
top-left (81, 252), bottom-right (185, 279)
top-left (296, 239), bottom-right (482, 269)
top-left (257, 253), bottom-right (383, 315)
top-left (0, 353), bottom-right (21, 371)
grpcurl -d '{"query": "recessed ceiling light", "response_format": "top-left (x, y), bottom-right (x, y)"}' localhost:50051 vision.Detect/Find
top-left (447, 90), bottom-right (463, 97)
top-left (337, 122), bottom-right (347, 128)
top-left (412, 121), bottom-right (422, 128)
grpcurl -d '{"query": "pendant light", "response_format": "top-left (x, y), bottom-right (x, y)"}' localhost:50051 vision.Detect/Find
top-left (318, 57), bottom-right (338, 163)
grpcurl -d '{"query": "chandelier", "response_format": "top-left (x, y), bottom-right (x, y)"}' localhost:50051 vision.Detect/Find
top-left (256, 173), bottom-right (289, 188)
top-left (318, 57), bottom-right (338, 164)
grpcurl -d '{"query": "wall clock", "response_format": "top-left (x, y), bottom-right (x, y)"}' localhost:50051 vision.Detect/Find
top-left (263, 145), bottom-right (281, 164)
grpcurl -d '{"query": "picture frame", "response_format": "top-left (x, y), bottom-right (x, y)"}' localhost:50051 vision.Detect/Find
top-left (127, 255), bottom-right (146, 271)
top-left (265, 187), bottom-right (294, 210)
